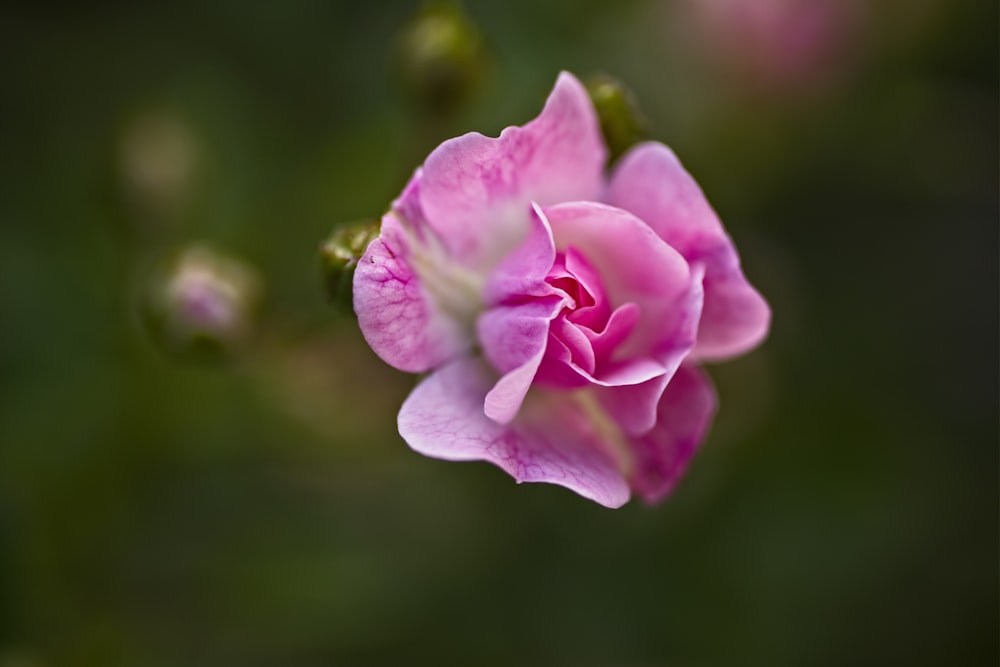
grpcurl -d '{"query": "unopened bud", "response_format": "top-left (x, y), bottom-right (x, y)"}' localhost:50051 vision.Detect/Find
top-left (320, 219), bottom-right (380, 314)
top-left (394, 1), bottom-right (488, 114)
top-left (143, 246), bottom-right (260, 362)
top-left (586, 76), bottom-right (648, 163)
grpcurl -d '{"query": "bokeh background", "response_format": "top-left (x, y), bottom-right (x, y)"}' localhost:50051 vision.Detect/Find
top-left (1, 1), bottom-right (996, 665)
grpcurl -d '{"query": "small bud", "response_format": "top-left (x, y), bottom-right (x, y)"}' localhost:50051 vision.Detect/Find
top-left (585, 76), bottom-right (648, 163)
top-left (394, 1), bottom-right (488, 114)
top-left (143, 246), bottom-right (260, 362)
top-left (320, 219), bottom-right (380, 314)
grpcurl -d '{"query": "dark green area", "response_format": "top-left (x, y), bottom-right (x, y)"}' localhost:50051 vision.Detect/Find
top-left (0, 1), bottom-right (996, 665)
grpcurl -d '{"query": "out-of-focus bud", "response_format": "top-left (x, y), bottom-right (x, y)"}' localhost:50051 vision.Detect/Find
top-left (320, 219), bottom-right (380, 314)
top-left (394, 1), bottom-right (488, 115)
top-left (585, 75), bottom-right (648, 163)
top-left (143, 246), bottom-right (260, 362)
top-left (117, 111), bottom-right (199, 227)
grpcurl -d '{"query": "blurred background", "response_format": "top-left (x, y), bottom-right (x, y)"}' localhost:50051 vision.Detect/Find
top-left (0, 0), bottom-right (996, 665)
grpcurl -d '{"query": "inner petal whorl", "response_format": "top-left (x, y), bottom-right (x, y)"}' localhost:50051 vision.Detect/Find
top-left (532, 246), bottom-right (636, 388)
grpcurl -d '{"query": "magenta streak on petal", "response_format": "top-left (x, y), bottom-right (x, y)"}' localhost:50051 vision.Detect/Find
top-left (398, 358), bottom-right (631, 508)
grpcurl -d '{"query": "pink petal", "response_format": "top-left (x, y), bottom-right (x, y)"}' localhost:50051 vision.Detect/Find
top-left (606, 142), bottom-right (770, 361)
top-left (534, 334), bottom-right (590, 389)
top-left (696, 248), bottom-right (772, 360)
top-left (549, 317), bottom-right (596, 375)
top-left (392, 167), bottom-right (428, 233)
top-left (543, 201), bottom-right (702, 368)
top-left (353, 211), bottom-right (473, 373)
top-left (562, 247), bottom-right (611, 330)
top-left (478, 297), bottom-right (565, 424)
top-left (419, 72), bottom-right (607, 267)
top-left (582, 301), bottom-right (640, 361)
top-left (594, 374), bottom-right (671, 437)
top-left (606, 142), bottom-right (725, 256)
top-left (398, 358), bottom-right (632, 508)
top-left (586, 267), bottom-right (702, 436)
top-left (483, 203), bottom-right (559, 305)
top-left (628, 364), bottom-right (718, 504)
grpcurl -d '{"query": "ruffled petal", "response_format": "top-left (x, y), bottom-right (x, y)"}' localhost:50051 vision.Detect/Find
top-left (582, 301), bottom-right (639, 361)
top-left (561, 247), bottom-right (610, 329)
top-left (606, 142), bottom-right (770, 360)
top-left (543, 201), bottom-right (703, 369)
top-left (398, 358), bottom-right (631, 508)
top-left (549, 317), bottom-right (596, 375)
top-left (594, 374), bottom-right (671, 437)
top-left (478, 296), bottom-right (565, 423)
top-left (695, 245), bottom-right (772, 360)
top-left (483, 203), bottom-right (559, 305)
top-left (628, 364), bottom-right (717, 504)
top-left (353, 212), bottom-right (474, 373)
top-left (419, 72), bottom-right (607, 267)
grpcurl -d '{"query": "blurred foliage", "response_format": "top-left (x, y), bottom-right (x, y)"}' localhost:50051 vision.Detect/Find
top-left (0, 0), bottom-right (996, 665)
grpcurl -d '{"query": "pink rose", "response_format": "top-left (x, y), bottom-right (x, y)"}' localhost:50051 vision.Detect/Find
top-left (354, 72), bottom-right (769, 508)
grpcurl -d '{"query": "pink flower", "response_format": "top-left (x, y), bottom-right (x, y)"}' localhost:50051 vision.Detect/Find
top-left (354, 72), bottom-right (769, 508)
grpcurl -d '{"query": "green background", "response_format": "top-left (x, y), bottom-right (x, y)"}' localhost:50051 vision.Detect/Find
top-left (1, 1), bottom-right (996, 665)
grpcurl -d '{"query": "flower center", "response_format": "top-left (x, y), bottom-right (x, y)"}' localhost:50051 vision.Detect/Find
top-left (404, 222), bottom-right (485, 332)
top-left (534, 247), bottom-right (638, 388)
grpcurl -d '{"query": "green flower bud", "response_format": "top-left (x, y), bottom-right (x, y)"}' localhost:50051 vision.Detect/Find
top-left (143, 246), bottom-right (260, 363)
top-left (394, 1), bottom-right (488, 114)
top-left (319, 218), bottom-right (380, 314)
top-left (585, 75), bottom-right (648, 163)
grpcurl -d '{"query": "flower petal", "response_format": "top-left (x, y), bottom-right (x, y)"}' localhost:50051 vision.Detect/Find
top-left (606, 142), bottom-right (770, 360)
top-left (483, 203), bottom-right (559, 305)
top-left (628, 364), bottom-right (717, 504)
top-left (583, 301), bottom-right (639, 361)
top-left (398, 358), bottom-right (631, 508)
top-left (697, 248), bottom-right (772, 360)
top-left (594, 374), bottom-right (671, 437)
top-left (419, 72), bottom-right (607, 267)
top-left (478, 296), bottom-right (565, 423)
top-left (543, 201), bottom-right (702, 370)
top-left (353, 211), bottom-right (473, 373)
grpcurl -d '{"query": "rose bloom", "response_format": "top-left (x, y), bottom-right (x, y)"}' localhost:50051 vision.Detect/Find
top-left (354, 72), bottom-right (769, 508)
